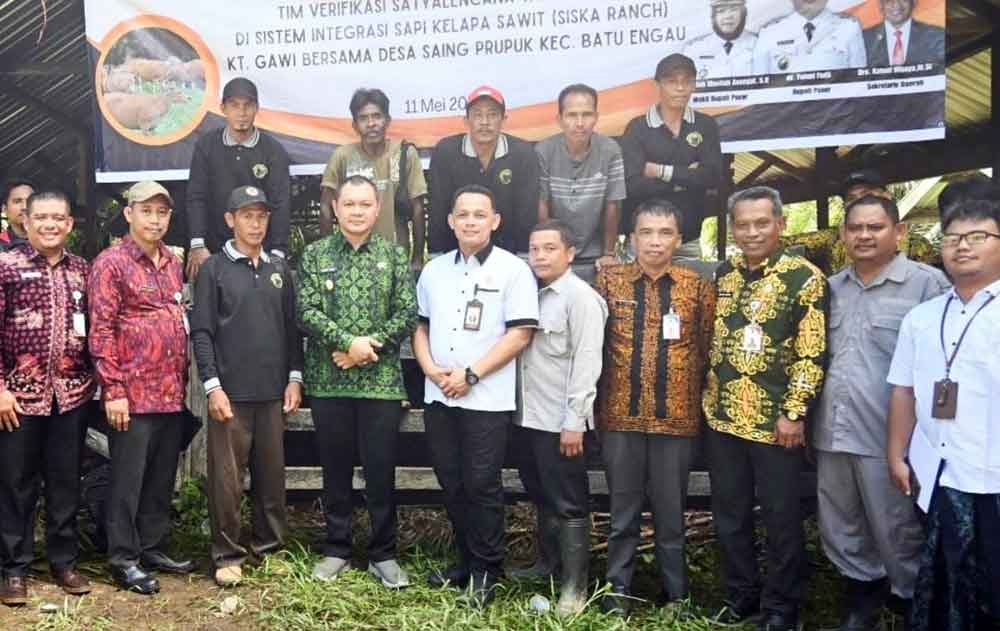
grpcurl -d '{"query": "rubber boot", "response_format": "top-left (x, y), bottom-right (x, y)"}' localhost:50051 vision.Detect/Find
top-left (556, 517), bottom-right (591, 616)
top-left (510, 506), bottom-right (561, 580)
top-left (834, 577), bottom-right (888, 631)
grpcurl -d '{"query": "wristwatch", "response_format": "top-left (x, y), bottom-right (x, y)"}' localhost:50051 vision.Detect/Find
top-left (786, 411), bottom-right (801, 422)
top-left (465, 367), bottom-right (480, 386)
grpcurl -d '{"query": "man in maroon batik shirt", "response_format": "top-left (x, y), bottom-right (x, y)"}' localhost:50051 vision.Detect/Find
top-left (88, 181), bottom-right (191, 595)
top-left (0, 190), bottom-right (95, 607)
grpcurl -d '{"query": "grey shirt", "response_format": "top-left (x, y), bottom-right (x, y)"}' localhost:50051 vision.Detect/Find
top-left (814, 253), bottom-right (949, 456)
top-left (536, 133), bottom-right (626, 260)
top-left (519, 269), bottom-right (608, 432)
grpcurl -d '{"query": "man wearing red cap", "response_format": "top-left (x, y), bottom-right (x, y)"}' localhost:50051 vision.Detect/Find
top-left (428, 86), bottom-right (539, 257)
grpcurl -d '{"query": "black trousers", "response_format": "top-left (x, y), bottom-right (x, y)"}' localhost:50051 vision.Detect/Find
top-left (424, 402), bottom-right (509, 577)
top-left (106, 413), bottom-right (183, 569)
top-left (514, 425), bottom-right (589, 520)
top-left (707, 428), bottom-right (806, 616)
top-left (312, 397), bottom-right (401, 562)
top-left (0, 404), bottom-right (88, 576)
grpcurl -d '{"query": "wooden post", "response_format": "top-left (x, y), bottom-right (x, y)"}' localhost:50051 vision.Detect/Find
top-left (815, 147), bottom-right (837, 229)
top-left (716, 154), bottom-right (735, 260)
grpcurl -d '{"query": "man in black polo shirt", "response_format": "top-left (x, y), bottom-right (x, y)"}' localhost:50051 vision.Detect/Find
top-left (620, 54), bottom-right (722, 260)
top-left (190, 185), bottom-right (303, 587)
top-left (186, 77), bottom-right (291, 280)
top-left (428, 86), bottom-right (540, 256)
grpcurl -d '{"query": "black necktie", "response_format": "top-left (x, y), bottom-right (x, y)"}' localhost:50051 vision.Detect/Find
top-left (724, 41), bottom-right (733, 55)
top-left (804, 22), bottom-right (815, 42)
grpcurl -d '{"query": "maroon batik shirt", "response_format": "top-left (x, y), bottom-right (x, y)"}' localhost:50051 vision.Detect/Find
top-left (88, 236), bottom-right (187, 414)
top-left (0, 244), bottom-right (95, 416)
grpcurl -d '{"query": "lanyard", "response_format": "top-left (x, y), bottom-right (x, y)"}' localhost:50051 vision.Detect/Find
top-left (938, 292), bottom-right (996, 380)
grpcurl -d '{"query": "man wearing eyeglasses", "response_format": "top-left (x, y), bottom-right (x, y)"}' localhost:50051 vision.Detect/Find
top-left (888, 199), bottom-right (1000, 630)
top-left (427, 86), bottom-right (540, 257)
top-left (815, 195), bottom-right (947, 630)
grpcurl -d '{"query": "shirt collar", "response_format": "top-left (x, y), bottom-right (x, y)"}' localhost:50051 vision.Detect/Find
top-left (454, 242), bottom-right (494, 265)
top-left (223, 239), bottom-right (271, 264)
top-left (462, 134), bottom-right (509, 159)
top-left (646, 104), bottom-right (696, 129)
top-left (540, 268), bottom-right (574, 294)
top-left (845, 252), bottom-right (909, 288)
top-left (23, 242), bottom-right (66, 267)
top-left (733, 248), bottom-right (786, 275)
top-left (624, 261), bottom-right (681, 283)
top-left (884, 18), bottom-right (912, 41)
top-left (950, 277), bottom-right (1000, 304)
top-left (332, 229), bottom-right (373, 253)
top-left (790, 9), bottom-right (829, 28)
top-left (223, 126), bottom-right (260, 148)
top-left (122, 235), bottom-right (172, 268)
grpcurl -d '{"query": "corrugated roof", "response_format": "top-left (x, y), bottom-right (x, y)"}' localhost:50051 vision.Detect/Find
top-left (0, 0), bottom-right (994, 203)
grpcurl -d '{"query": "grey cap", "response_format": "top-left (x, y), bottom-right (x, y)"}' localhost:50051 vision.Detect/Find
top-left (222, 77), bottom-right (258, 103)
top-left (227, 185), bottom-right (271, 212)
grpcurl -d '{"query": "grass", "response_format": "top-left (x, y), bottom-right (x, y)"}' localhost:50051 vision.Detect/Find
top-left (126, 79), bottom-right (205, 137)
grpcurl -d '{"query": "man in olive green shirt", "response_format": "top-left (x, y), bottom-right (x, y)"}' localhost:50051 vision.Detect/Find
top-left (297, 175), bottom-right (417, 588)
top-left (702, 186), bottom-right (828, 631)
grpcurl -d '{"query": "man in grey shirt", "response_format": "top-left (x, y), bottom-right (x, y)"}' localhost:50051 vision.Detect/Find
top-left (537, 84), bottom-right (626, 284)
top-left (814, 195), bottom-right (949, 631)
top-left (513, 219), bottom-right (607, 616)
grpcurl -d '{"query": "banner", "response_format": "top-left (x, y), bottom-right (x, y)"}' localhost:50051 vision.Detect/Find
top-left (84, 0), bottom-right (947, 183)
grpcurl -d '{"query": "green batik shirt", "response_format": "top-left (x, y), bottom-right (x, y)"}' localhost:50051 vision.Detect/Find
top-left (297, 230), bottom-right (417, 399)
top-left (702, 249), bottom-right (829, 444)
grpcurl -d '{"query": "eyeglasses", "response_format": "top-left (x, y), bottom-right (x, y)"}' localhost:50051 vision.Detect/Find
top-left (940, 230), bottom-right (1000, 249)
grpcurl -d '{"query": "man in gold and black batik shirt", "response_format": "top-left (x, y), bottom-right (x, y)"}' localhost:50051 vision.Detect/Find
top-left (702, 186), bottom-right (827, 631)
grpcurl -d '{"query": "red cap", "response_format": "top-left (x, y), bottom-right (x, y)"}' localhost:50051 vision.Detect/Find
top-left (466, 85), bottom-right (505, 111)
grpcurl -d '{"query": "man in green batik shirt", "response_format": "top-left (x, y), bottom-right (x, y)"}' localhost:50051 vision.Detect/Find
top-left (702, 186), bottom-right (828, 631)
top-left (297, 175), bottom-right (417, 589)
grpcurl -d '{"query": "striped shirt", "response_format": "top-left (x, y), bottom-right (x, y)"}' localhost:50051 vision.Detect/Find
top-left (536, 133), bottom-right (626, 260)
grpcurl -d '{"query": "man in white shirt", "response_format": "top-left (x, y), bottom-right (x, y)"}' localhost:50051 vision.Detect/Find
top-left (414, 184), bottom-right (538, 608)
top-left (753, 0), bottom-right (867, 74)
top-left (863, 0), bottom-right (944, 66)
top-left (887, 199), bottom-right (1000, 630)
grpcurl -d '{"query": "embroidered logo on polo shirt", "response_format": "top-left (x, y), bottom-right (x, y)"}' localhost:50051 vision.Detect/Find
top-left (686, 131), bottom-right (703, 147)
top-left (271, 273), bottom-right (283, 288)
top-left (246, 186), bottom-right (260, 196)
top-left (252, 163), bottom-right (269, 179)
top-left (497, 168), bottom-right (512, 185)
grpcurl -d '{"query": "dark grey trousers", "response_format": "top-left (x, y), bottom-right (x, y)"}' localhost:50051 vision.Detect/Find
top-left (602, 430), bottom-right (694, 600)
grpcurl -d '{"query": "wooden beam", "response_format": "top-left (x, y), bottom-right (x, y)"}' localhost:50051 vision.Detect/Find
top-left (750, 151), bottom-right (810, 182)
top-left (717, 155), bottom-right (735, 261)
top-left (0, 83), bottom-right (89, 140)
top-left (814, 148), bottom-right (837, 229)
top-left (0, 62), bottom-right (89, 76)
top-left (737, 156), bottom-right (775, 187)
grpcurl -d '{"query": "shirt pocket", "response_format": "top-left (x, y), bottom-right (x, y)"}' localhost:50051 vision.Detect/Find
top-left (537, 318), bottom-right (569, 358)
top-left (870, 301), bottom-right (915, 357)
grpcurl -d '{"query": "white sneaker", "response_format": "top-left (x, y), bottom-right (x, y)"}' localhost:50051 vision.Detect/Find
top-left (312, 557), bottom-right (349, 582)
top-left (368, 559), bottom-right (410, 589)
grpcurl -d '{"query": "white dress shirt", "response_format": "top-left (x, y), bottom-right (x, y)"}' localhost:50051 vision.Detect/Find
top-left (888, 278), bottom-right (1000, 494)
top-left (753, 9), bottom-right (867, 74)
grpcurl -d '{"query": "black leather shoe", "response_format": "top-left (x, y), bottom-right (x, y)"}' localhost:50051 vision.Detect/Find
top-left (600, 592), bottom-right (631, 617)
top-left (758, 611), bottom-right (802, 631)
top-left (427, 564), bottom-right (470, 589)
top-left (715, 598), bottom-right (761, 625)
top-left (141, 552), bottom-right (195, 574)
top-left (111, 565), bottom-right (160, 595)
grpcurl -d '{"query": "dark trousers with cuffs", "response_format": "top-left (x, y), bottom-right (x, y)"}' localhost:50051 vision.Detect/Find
top-left (707, 427), bottom-right (806, 616)
top-left (424, 402), bottom-right (509, 577)
top-left (207, 400), bottom-right (287, 568)
top-left (106, 413), bottom-right (183, 570)
top-left (514, 425), bottom-right (589, 520)
top-left (602, 430), bottom-right (694, 600)
top-left (0, 404), bottom-right (88, 577)
top-left (312, 397), bottom-right (401, 562)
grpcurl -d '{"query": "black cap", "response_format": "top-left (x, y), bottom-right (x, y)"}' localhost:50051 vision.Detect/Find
top-left (842, 169), bottom-right (886, 196)
top-left (222, 77), bottom-right (258, 103)
top-left (654, 54), bottom-right (697, 81)
top-left (227, 185), bottom-right (271, 212)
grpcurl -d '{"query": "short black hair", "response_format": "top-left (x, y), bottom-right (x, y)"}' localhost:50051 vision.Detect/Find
top-left (632, 198), bottom-right (684, 233)
top-left (654, 54), bottom-right (696, 81)
top-left (348, 88), bottom-right (390, 121)
top-left (25, 189), bottom-right (71, 215)
top-left (727, 186), bottom-right (783, 218)
top-left (844, 194), bottom-right (900, 224)
top-left (450, 184), bottom-right (496, 213)
top-left (2, 177), bottom-right (35, 206)
top-left (941, 199), bottom-right (1000, 233)
top-left (530, 219), bottom-right (576, 249)
top-left (938, 174), bottom-right (1000, 217)
top-left (336, 174), bottom-right (378, 200)
top-left (557, 84), bottom-right (598, 114)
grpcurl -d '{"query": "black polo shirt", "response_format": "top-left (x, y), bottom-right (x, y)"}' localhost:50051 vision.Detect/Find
top-left (186, 127), bottom-right (291, 254)
top-left (428, 133), bottom-right (540, 254)
top-left (620, 105), bottom-right (722, 243)
top-left (190, 241), bottom-right (303, 402)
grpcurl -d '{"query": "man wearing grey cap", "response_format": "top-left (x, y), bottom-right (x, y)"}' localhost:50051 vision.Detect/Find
top-left (89, 181), bottom-right (191, 594)
top-left (186, 77), bottom-right (291, 280)
top-left (683, 0), bottom-right (758, 79)
top-left (190, 185), bottom-right (303, 587)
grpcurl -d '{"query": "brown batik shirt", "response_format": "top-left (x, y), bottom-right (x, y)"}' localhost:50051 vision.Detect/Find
top-left (596, 262), bottom-right (715, 436)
